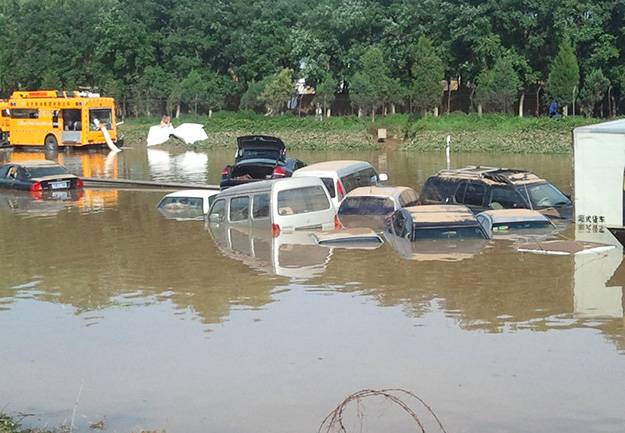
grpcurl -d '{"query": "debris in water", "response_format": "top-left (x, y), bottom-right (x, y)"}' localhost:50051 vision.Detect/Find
top-left (318, 388), bottom-right (447, 433)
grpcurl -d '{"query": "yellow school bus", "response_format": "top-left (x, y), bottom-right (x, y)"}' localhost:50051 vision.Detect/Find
top-left (6, 90), bottom-right (121, 150)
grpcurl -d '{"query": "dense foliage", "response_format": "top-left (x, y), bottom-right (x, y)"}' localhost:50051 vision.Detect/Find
top-left (0, 0), bottom-right (624, 117)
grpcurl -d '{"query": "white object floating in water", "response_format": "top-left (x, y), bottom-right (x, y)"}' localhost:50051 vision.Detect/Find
top-left (147, 123), bottom-right (208, 146)
top-left (516, 240), bottom-right (615, 256)
top-left (147, 124), bottom-right (175, 146)
top-left (171, 123), bottom-right (208, 145)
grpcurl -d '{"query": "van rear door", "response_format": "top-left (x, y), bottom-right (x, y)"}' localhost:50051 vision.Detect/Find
top-left (272, 179), bottom-right (336, 232)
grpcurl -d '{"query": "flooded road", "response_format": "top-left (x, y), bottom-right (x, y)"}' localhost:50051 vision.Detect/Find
top-left (0, 144), bottom-right (624, 433)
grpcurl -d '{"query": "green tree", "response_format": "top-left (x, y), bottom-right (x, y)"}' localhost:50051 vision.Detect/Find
top-left (475, 55), bottom-right (521, 113)
top-left (349, 47), bottom-right (392, 121)
top-left (205, 73), bottom-right (233, 116)
top-left (239, 80), bottom-right (267, 112)
top-left (409, 36), bottom-right (444, 115)
top-left (313, 72), bottom-right (337, 118)
top-left (181, 70), bottom-right (206, 115)
top-left (259, 68), bottom-right (294, 115)
top-left (547, 38), bottom-right (580, 115)
top-left (580, 69), bottom-right (609, 117)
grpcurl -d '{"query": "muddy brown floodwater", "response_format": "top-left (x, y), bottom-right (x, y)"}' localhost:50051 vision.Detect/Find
top-left (0, 144), bottom-right (624, 433)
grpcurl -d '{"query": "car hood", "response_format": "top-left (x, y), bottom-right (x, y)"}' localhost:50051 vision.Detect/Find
top-left (236, 135), bottom-right (285, 152)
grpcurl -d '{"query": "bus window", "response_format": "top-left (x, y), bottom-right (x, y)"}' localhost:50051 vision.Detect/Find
top-left (89, 109), bottom-right (112, 130)
top-left (11, 108), bottom-right (39, 119)
top-left (62, 109), bottom-right (82, 131)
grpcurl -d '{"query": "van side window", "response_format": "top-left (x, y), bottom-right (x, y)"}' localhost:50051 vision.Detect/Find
top-left (209, 199), bottom-right (226, 223)
top-left (320, 177), bottom-right (336, 198)
top-left (253, 193), bottom-right (270, 219)
top-left (229, 196), bottom-right (250, 221)
top-left (464, 183), bottom-right (485, 206)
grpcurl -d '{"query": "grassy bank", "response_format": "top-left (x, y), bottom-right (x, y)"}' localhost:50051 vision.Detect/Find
top-left (404, 113), bottom-right (600, 153)
top-left (119, 111), bottom-right (602, 153)
top-left (0, 414), bottom-right (53, 433)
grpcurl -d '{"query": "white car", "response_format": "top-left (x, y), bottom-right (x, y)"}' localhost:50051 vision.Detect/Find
top-left (476, 209), bottom-right (557, 240)
top-left (293, 160), bottom-right (388, 209)
top-left (207, 176), bottom-right (340, 235)
top-left (157, 189), bottom-right (219, 220)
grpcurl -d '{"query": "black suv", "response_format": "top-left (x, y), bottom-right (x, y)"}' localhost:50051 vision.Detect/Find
top-left (219, 135), bottom-right (306, 190)
top-left (419, 166), bottom-right (573, 220)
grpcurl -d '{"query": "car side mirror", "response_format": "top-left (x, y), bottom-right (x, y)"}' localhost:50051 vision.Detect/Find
top-left (378, 173), bottom-right (388, 182)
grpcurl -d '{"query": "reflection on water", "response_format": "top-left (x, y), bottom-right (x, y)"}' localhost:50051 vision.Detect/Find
top-left (208, 224), bottom-right (333, 279)
top-left (0, 146), bottom-right (624, 433)
top-left (147, 148), bottom-right (208, 183)
top-left (384, 231), bottom-right (489, 262)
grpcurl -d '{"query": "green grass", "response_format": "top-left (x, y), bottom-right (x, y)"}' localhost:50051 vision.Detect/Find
top-left (403, 113), bottom-right (601, 153)
top-left (0, 413), bottom-right (68, 433)
top-left (118, 111), bottom-right (603, 153)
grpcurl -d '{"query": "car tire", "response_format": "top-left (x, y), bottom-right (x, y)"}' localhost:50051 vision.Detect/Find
top-left (44, 134), bottom-right (58, 151)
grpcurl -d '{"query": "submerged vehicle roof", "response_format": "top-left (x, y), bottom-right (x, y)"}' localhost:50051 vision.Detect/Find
top-left (3, 160), bottom-right (62, 168)
top-left (403, 205), bottom-right (479, 226)
top-left (312, 227), bottom-right (384, 249)
top-left (162, 189), bottom-right (219, 199)
top-left (478, 209), bottom-right (550, 223)
top-left (434, 166), bottom-right (545, 185)
top-left (236, 135), bottom-right (285, 151)
top-left (344, 186), bottom-right (416, 200)
top-left (215, 176), bottom-right (325, 197)
top-left (294, 160), bottom-right (374, 175)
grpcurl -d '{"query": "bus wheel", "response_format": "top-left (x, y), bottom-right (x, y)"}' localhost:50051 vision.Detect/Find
top-left (44, 134), bottom-right (58, 151)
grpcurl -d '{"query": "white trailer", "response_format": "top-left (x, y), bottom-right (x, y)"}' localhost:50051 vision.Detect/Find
top-left (574, 119), bottom-right (625, 228)
top-left (573, 120), bottom-right (625, 320)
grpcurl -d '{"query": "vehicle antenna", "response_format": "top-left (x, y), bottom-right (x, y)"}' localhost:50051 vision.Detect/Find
top-left (445, 135), bottom-right (451, 170)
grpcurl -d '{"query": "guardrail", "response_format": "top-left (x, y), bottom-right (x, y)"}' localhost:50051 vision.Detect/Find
top-left (83, 177), bottom-right (220, 190)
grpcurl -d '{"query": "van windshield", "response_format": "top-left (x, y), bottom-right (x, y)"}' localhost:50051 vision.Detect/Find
top-left (277, 186), bottom-right (330, 215)
top-left (515, 183), bottom-right (571, 208)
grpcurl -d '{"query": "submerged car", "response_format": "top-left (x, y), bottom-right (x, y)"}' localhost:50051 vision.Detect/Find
top-left (157, 189), bottom-right (219, 221)
top-left (208, 176), bottom-right (340, 235)
top-left (384, 205), bottom-right (489, 261)
top-left (311, 227), bottom-right (384, 250)
top-left (0, 160), bottom-right (83, 193)
top-left (419, 166), bottom-right (572, 220)
top-left (293, 160), bottom-right (388, 209)
top-left (476, 209), bottom-right (557, 240)
top-left (338, 186), bottom-right (418, 230)
top-left (220, 135), bottom-right (305, 189)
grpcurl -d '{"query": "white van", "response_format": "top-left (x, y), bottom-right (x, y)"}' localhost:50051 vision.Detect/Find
top-left (292, 160), bottom-right (388, 209)
top-left (207, 177), bottom-right (339, 236)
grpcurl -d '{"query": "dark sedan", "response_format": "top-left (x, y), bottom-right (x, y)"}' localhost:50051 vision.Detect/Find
top-left (220, 135), bottom-right (305, 189)
top-left (0, 160), bottom-right (83, 194)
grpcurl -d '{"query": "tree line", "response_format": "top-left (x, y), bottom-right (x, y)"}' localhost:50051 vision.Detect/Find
top-left (0, 0), bottom-right (623, 119)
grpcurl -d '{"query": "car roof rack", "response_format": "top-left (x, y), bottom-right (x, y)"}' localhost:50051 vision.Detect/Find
top-left (436, 166), bottom-right (537, 184)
